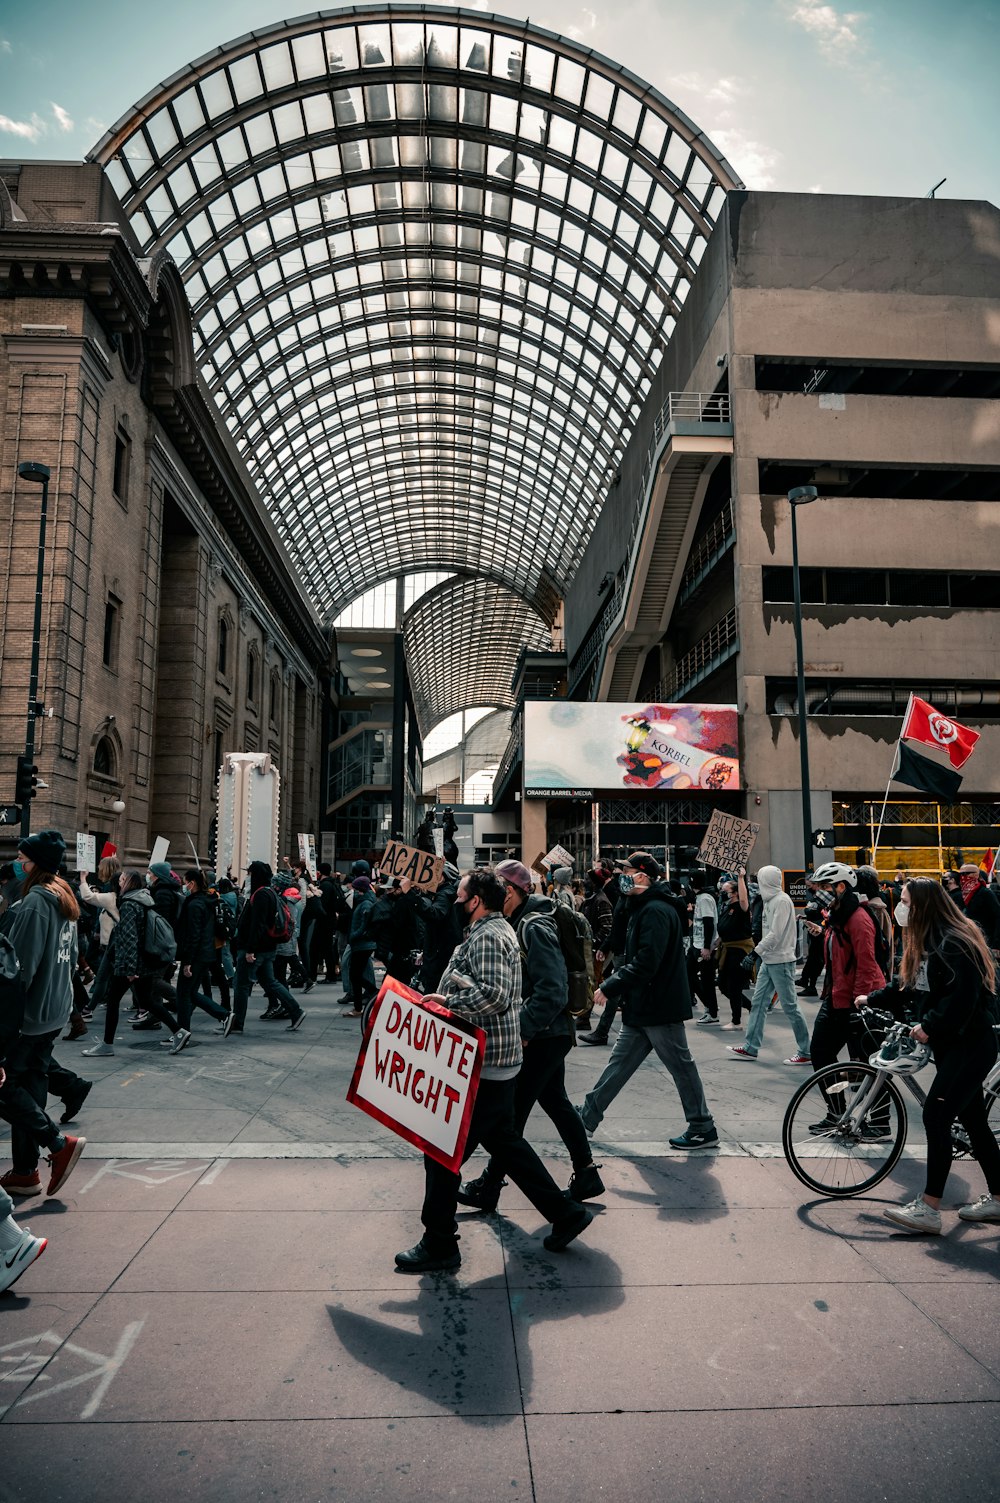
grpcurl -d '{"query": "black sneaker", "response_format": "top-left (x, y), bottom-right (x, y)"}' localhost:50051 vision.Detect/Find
top-left (59, 1081), bottom-right (92, 1125)
top-left (567, 1164), bottom-right (605, 1202)
top-left (286, 1011), bottom-right (306, 1032)
top-left (394, 1238), bottom-right (461, 1273)
top-left (457, 1171), bottom-right (505, 1211)
top-left (303, 980), bottom-right (315, 994)
top-left (668, 1127), bottom-right (720, 1150)
top-left (544, 1204), bottom-right (593, 1252)
top-left (860, 1122), bottom-right (892, 1140)
top-left (808, 1115), bottom-right (839, 1134)
top-left (131, 1018), bottom-right (161, 1031)
top-left (579, 1032), bottom-right (609, 1046)
top-left (797, 984), bottom-right (818, 997)
top-left (260, 1006), bottom-right (280, 1020)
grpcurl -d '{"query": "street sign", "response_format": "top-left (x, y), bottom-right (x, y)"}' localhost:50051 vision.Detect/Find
top-left (0, 805), bottom-right (22, 826)
top-left (811, 828), bottom-right (837, 849)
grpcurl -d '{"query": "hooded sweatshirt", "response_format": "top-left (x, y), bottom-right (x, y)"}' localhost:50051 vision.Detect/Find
top-left (5, 884), bottom-right (79, 1036)
top-left (753, 866), bottom-right (797, 965)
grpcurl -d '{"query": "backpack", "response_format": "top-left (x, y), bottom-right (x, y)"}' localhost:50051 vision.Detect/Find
top-left (214, 894), bottom-right (236, 943)
top-left (263, 888), bottom-right (294, 945)
top-left (143, 907), bottom-right (178, 968)
top-left (523, 904), bottom-right (595, 1019)
top-left (860, 903), bottom-right (892, 977)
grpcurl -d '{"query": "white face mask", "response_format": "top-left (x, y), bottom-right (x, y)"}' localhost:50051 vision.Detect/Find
top-left (894, 901), bottom-right (909, 927)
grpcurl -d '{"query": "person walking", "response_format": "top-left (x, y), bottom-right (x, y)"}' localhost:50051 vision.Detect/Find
top-left (0, 830), bottom-right (86, 1199)
top-left (172, 869), bottom-right (230, 1050)
top-left (577, 852), bottom-right (718, 1149)
top-left (858, 879), bottom-right (1000, 1234)
top-left (727, 865), bottom-right (813, 1064)
top-left (81, 869), bottom-right (181, 1056)
top-left (715, 869), bottom-right (754, 1030)
top-left (345, 875), bottom-right (378, 1019)
top-left (689, 871), bottom-right (720, 1024)
top-left (806, 862), bottom-right (886, 1079)
top-left (457, 859), bottom-right (604, 1211)
top-left (227, 862), bottom-right (306, 1035)
top-left (395, 867), bottom-right (593, 1273)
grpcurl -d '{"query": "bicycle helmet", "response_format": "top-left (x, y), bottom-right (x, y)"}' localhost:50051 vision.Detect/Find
top-left (870, 1033), bottom-right (931, 1074)
top-left (812, 861), bottom-right (857, 888)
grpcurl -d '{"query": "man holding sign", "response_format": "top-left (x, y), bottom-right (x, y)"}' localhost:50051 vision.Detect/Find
top-left (395, 868), bottom-right (593, 1272)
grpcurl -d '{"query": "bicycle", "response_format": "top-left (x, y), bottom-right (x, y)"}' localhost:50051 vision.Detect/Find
top-left (782, 1007), bottom-right (1000, 1198)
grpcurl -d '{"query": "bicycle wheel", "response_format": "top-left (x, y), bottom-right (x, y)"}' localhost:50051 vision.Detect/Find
top-left (782, 1062), bottom-right (908, 1198)
top-left (986, 1087), bottom-right (1000, 1145)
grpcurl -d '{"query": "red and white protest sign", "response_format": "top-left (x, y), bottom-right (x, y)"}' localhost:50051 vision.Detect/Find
top-left (346, 977), bottom-right (486, 1173)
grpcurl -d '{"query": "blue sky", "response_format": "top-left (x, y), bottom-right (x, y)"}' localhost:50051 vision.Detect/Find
top-left (1, 0), bottom-right (997, 203)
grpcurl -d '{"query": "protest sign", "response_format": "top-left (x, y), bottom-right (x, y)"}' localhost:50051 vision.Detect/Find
top-left (542, 843), bottom-right (574, 871)
top-left (380, 838), bottom-right (445, 891)
top-left (297, 832), bottom-right (318, 876)
top-left (697, 811), bottom-right (760, 871)
top-left (75, 833), bottom-right (96, 873)
top-left (150, 836), bottom-right (170, 868)
top-left (347, 978), bottom-right (486, 1172)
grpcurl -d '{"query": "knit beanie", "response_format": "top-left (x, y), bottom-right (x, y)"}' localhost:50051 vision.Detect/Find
top-left (495, 858), bottom-right (533, 893)
top-left (149, 861), bottom-right (174, 881)
top-left (18, 828), bottom-right (66, 875)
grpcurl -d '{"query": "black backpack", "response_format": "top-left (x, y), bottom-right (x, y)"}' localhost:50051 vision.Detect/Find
top-left (521, 905), bottom-right (594, 1019)
top-left (860, 903), bottom-right (892, 977)
top-left (143, 908), bottom-right (178, 968)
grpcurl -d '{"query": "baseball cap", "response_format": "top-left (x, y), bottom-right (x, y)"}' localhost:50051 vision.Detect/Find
top-left (624, 850), bottom-right (664, 879)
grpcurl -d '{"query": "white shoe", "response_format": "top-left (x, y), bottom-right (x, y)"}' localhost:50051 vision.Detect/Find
top-left (883, 1197), bottom-right (942, 1235)
top-left (0, 1225), bottom-right (48, 1294)
top-left (957, 1193), bottom-right (1000, 1223)
top-left (81, 1041), bottom-right (114, 1057)
top-left (695, 1015), bottom-right (721, 1027)
top-left (719, 1023), bottom-right (739, 1031)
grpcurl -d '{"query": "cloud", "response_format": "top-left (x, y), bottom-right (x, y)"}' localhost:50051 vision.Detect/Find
top-left (711, 128), bottom-right (781, 189)
top-left (786, 1), bottom-right (866, 59)
top-left (51, 102), bottom-right (74, 132)
top-left (0, 112), bottom-right (43, 142)
top-left (0, 39), bottom-right (12, 54)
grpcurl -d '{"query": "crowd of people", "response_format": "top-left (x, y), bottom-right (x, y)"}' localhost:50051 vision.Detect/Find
top-left (2, 825), bottom-right (999, 1287)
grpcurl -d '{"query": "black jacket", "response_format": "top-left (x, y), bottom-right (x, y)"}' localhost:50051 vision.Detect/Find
top-left (234, 884), bottom-right (282, 953)
top-left (417, 879), bottom-right (465, 991)
top-left (601, 882), bottom-right (693, 1027)
top-left (582, 888), bottom-right (613, 949)
top-left (867, 935), bottom-right (996, 1050)
top-left (510, 894), bottom-right (572, 1042)
top-left (152, 876), bottom-right (185, 935)
top-left (963, 883), bottom-right (1000, 949)
top-left (175, 890), bottom-right (217, 968)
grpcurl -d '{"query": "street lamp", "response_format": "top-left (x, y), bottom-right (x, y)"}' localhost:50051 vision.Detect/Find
top-left (788, 485), bottom-right (819, 874)
top-left (16, 461), bottom-right (51, 839)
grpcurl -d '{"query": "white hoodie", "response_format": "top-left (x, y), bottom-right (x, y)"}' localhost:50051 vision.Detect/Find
top-left (754, 865), bottom-right (797, 964)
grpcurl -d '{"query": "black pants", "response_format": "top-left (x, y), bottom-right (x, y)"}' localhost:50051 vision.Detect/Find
top-left (687, 950), bottom-right (718, 1017)
top-left (0, 1031), bottom-right (63, 1172)
top-left (718, 949), bottom-right (749, 1025)
top-left (481, 1035), bottom-right (591, 1186)
top-left (103, 973), bottom-right (175, 1045)
top-left (924, 1027), bottom-right (1000, 1199)
top-left (310, 920), bottom-right (338, 982)
top-left (800, 933), bottom-right (825, 988)
top-left (349, 949), bottom-right (377, 1008)
top-left (48, 1056), bottom-right (90, 1104)
top-left (421, 1076), bottom-right (575, 1250)
top-left (176, 967), bottom-right (228, 1030)
top-left (811, 1000), bottom-right (890, 1124)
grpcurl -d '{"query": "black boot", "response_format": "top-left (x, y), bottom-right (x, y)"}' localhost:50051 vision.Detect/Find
top-left (567, 1164), bottom-right (605, 1201)
top-left (394, 1237), bottom-right (461, 1273)
top-left (457, 1169), bottom-right (506, 1211)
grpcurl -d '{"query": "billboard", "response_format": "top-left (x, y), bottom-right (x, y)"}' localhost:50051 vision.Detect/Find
top-left (524, 701), bottom-right (740, 796)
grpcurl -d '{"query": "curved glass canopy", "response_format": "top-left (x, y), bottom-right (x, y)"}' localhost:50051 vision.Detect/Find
top-left (403, 574), bottom-right (550, 734)
top-left (92, 5), bottom-right (741, 661)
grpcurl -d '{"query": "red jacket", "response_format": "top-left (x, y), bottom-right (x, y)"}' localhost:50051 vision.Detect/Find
top-left (823, 901), bottom-right (886, 1009)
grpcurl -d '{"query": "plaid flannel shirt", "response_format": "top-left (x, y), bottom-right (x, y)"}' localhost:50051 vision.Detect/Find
top-left (438, 911), bottom-right (523, 1072)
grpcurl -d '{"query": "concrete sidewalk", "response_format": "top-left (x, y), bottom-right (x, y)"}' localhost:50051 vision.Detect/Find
top-left (2, 984), bottom-right (998, 1501)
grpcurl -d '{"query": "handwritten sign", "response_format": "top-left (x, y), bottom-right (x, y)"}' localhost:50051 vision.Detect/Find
top-left (347, 977), bottom-right (486, 1172)
top-left (697, 811), bottom-right (760, 872)
top-left (297, 832), bottom-right (318, 876)
top-left (75, 832), bottom-right (96, 873)
top-left (380, 838), bottom-right (445, 892)
top-left (542, 843), bottom-right (574, 871)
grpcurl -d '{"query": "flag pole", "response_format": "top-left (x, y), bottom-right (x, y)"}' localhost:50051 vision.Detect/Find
top-left (872, 756), bottom-right (896, 862)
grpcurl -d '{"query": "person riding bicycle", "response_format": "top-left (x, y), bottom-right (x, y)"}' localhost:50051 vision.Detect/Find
top-left (857, 878), bottom-right (1000, 1234)
top-left (809, 862), bottom-right (886, 1078)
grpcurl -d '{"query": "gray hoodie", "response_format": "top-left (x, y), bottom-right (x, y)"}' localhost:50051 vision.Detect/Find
top-left (5, 884), bottom-right (78, 1036)
top-left (754, 865), bottom-right (797, 964)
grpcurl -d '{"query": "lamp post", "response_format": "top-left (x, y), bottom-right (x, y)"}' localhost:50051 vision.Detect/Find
top-left (16, 461), bottom-right (51, 839)
top-left (788, 485), bottom-right (818, 874)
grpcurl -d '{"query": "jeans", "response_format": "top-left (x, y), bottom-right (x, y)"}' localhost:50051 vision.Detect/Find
top-left (233, 951), bottom-right (302, 1030)
top-left (581, 1021), bottom-right (715, 1134)
top-left (482, 1034), bottom-right (592, 1185)
top-left (421, 1076), bottom-right (578, 1251)
top-left (0, 1032), bottom-right (64, 1173)
top-left (176, 967), bottom-right (229, 1030)
top-left (744, 961), bottom-right (811, 1057)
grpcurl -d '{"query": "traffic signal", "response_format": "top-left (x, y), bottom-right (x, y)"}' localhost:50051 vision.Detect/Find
top-left (15, 756), bottom-right (38, 806)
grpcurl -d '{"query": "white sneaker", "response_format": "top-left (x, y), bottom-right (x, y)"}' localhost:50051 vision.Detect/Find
top-left (883, 1197), bottom-right (942, 1235)
top-left (0, 1225), bottom-right (48, 1294)
top-left (81, 1041), bottom-right (114, 1057)
top-left (957, 1193), bottom-right (1000, 1223)
top-left (695, 1015), bottom-right (721, 1027)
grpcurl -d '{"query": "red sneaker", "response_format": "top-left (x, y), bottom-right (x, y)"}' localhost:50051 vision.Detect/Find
top-left (0, 1169), bottom-right (43, 1198)
top-left (46, 1135), bottom-right (86, 1197)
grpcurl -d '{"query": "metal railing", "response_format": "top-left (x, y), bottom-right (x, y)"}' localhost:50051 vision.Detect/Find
top-left (665, 391), bottom-right (732, 423)
top-left (654, 609), bottom-right (739, 699)
top-left (491, 709), bottom-right (524, 798)
top-left (678, 499), bottom-right (735, 600)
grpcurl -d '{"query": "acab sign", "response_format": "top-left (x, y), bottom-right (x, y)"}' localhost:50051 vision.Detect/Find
top-left (347, 978), bottom-right (485, 1171)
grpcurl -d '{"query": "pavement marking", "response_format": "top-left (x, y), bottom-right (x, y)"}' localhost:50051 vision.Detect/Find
top-left (76, 1157), bottom-right (223, 1192)
top-left (0, 1320), bottom-right (145, 1420)
top-left (16, 1140), bottom-right (930, 1162)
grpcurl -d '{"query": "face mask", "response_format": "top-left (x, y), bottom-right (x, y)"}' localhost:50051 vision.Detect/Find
top-left (894, 901), bottom-right (909, 927)
top-left (12, 860), bottom-right (26, 880)
top-left (145, 874), bottom-right (154, 887)
top-left (618, 874), bottom-right (635, 895)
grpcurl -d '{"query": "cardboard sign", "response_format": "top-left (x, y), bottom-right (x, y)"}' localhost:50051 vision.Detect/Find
top-left (75, 833), bottom-right (96, 873)
top-left (150, 836), bottom-right (170, 868)
top-left (697, 811), bottom-right (760, 872)
top-left (542, 843), bottom-right (574, 871)
top-left (347, 978), bottom-right (486, 1172)
top-left (297, 832), bottom-right (318, 876)
top-left (380, 838), bottom-right (445, 892)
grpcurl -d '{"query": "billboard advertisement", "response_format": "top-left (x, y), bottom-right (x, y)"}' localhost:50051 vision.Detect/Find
top-left (524, 701), bottom-right (740, 796)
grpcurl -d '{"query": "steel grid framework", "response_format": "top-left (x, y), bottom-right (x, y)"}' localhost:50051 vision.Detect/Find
top-left (91, 5), bottom-right (741, 721)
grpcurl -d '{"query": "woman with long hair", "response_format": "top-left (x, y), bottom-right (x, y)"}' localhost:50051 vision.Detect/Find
top-left (0, 829), bottom-right (86, 1198)
top-left (857, 878), bottom-right (1000, 1234)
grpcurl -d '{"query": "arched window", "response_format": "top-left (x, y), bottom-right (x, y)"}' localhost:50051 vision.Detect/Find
top-left (269, 671), bottom-right (279, 725)
top-left (246, 646), bottom-right (257, 704)
top-left (217, 616), bottom-right (229, 676)
top-left (93, 736), bottom-right (117, 779)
